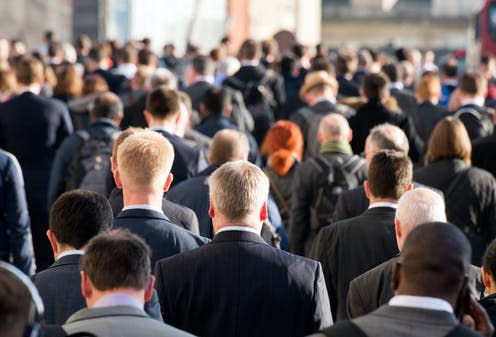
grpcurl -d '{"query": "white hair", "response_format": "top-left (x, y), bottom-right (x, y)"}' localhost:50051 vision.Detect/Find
top-left (209, 160), bottom-right (269, 220)
top-left (396, 187), bottom-right (446, 234)
top-left (145, 68), bottom-right (178, 91)
top-left (318, 113), bottom-right (350, 141)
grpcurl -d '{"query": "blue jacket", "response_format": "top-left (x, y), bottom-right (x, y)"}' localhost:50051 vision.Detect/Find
top-left (0, 150), bottom-right (35, 275)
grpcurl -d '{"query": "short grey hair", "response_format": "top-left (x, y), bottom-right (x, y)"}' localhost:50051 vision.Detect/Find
top-left (396, 187), bottom-right (446, 234)
top-left (368, 123), bottom-right (409, 154)
top-left (318, 113), bottom-right (350, 141)
top-left (209, 161), bottom-right (269, 220)
top-left (145, 68), bottom-right (178, 91)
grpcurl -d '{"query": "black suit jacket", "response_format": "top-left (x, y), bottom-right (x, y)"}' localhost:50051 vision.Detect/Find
top-left (183, 81), bottom-right (213, 113)
top-left (113, 208), bottom-right (208, 268)
top-left (411, 100), bottom-right (449, 143)
top-left (121, 93), bottom-right (147, 129)
top-left (331, 186), bottom-right (369, 223)
top-left (0, 92), bottom-right (73, 270)
top-left (33, 253), bottom-right (163, 325)
top-left (472, 134), bottom-right (496, 178)
top-left (390, 88), bottom-right (417, 116)
top-left (154, 129), bottom-right (207, 186)
top-left (349, 100), bottom-right (423, 163)
top-left (346, 256), bottom-right (485, 319)
top-left (154, 230), bottom-right (332, 337)
top-left (108, 187), bottom-right (200, 235)
top-left (311, 207), bottom-right (399, 321)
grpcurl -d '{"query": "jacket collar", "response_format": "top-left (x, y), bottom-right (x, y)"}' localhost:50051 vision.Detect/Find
top-left (212, 229), bottom-right (267, 245)
top-left (65, 305), bottom-right (148, 324)
top-left (50, 253), bottom-right (82, 268)
top-left (116, 208), bottom-right (170, 222)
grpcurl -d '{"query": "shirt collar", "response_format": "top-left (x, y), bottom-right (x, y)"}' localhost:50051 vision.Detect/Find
top-left (122, 204), bottom-right (164, 214)
top-left (390, 82), bottom-right (404, 90)
top-left (216, 226), bottom-right (260, 236)
top-left (389, 295), bottom-right (454, 314)
top-left (150, 125), bottom-right (175, 135)
top-left (241, 60), bottom-right (259, 67)
top-left (57, 250), bottom-right (84, 260)
top-left (368, 202), bottom-right (398, 209)
top-left (313, 95), bottom-right (336, 105)
top-left (93, 293), bottom-right (142, 309)
top-left (194, 75), bottom-right (214, 84)
top-left (460, 98), bottom-right (484, 107)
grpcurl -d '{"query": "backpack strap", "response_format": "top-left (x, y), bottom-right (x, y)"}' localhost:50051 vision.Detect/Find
top-left (264, 169), bottom-right (291, 216)
top-left (320, 320), bottom-right (369, 337)
top-left (75, 130), bottom-right (91, 142)
top-left (454, 107), bottom-right (484, 121)
top-left (342, 155), bottom-right (365, 176)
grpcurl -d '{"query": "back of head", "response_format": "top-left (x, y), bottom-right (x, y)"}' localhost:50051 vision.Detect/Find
top-left (137, 48), bottom-right (155, 66)
top-left (117, 130), bottom-right (174, 191)
top-left (208, 129), bottom-right (250, 165)
top-left (398, 222), bottom-right (471, 299)
top-left (146, 68), bottom-right (178, 91)
top-left (87, 47), bottom-right (104, 63)
top-left (425, 116), bottom-right (471, 165)
top-left (146, 86), bottom-right (180, 120)
top-left (362, 72), bottom-right (390, 101)
top-left (202, 87), bottom-right (231, 114)
top-left (458, 71), bottom-right (487, 96)
top-left (336, 52), bottom-right (357, 76)
top-left (15, 56), bottom-right (43, 86)
top-left (441, 62), bottom-right (458, 78)
top-left (0, 265), bottom-right (36, 337)
top-left (49, 190), bottom-right (113, 249)
top-left (111, 127), bottom-right (144, 165)
top-left (483, 239), bottom-right (496, 282)
top-left (260, 120), bottom-right (304, 159)
top-left (91, 91), bottom-right (123, 120)
top-left (368, 150), bottom-right (412, 200)
top-left (367, 123), bottom-right (410, 154)
top-left (81, 230), bottom-right (151, 291)
top-left (82, 74), bottom-right (109, 96)
top-left (217, 56), bottom-right (241, 76)
top-left (239, 39), bottom-right (260, 61)
top-left (209, 161), bottom-right (269, 221)
top-left (191, 55), bottom-right (215, 76)
top-left (318, 113), bottom-right (351, 142)
top-left (382, 63), bottom-right (402, 83)
top-left (396, 188), bottom-right (446, 235)
top-left (416, 73), bottom-right (441, 102)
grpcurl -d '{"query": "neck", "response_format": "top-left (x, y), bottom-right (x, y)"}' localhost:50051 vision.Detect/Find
top-left (212, 215), bottom-right (262, 235)
top-left (369, 196), bottom-right (398, 205)
top-left (87, 288), bottom-right (145, 309)
top-left (122, 189), bottom-right (164, 209)
top-left (148, 119), bottom-right (176, 130)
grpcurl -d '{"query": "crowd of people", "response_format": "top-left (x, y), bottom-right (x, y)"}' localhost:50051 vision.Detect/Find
top-left (1, 30), bottom-right (496, 337)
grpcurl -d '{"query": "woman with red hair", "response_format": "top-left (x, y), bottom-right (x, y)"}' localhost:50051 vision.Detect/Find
top-left (261, 120), bottom-right (303, 224)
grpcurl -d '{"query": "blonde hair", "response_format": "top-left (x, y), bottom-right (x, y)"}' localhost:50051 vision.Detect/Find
top-left (209, 161), bottom-right (269, 220)
top-left (117, 130), bottom-right (174, 191)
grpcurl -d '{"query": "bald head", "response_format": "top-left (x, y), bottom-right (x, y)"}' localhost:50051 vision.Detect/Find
top-left (208, 130), bottom-right (250, 165)
top-left (395, 188), bottom-right (446, 250)
top-left (394, 222), bottom-right (471, 302)
top-left (365, 123), bottom-right (409, 168)
top-left (317, 113), bottom-right (351, 144)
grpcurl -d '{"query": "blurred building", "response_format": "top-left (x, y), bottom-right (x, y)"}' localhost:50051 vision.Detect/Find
top-left (322, 0), bottom-right (484, 50)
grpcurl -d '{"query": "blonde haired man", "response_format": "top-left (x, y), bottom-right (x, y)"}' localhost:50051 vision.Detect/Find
top-left (112, 130), bottom-right (207, 267)
top-left (155, 161), bottom-right (332, 337)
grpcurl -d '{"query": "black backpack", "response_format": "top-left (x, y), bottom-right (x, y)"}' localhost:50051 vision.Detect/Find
top-left (230, 71), bottom-right (277, 144)
top-left (65, 131), bottom-right (118, 196)
top-left (310, 155), bottom-right (364, 227)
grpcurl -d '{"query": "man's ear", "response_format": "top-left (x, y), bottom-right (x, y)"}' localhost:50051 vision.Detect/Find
top-left (259, 200), bottom-right (268, 222)
top-left (46, 229), bottom-right (60, 257)
top-left (114, 166), bottom-right (123, 189)
top-left (199, 102), bottom-right (208, 118)
top-left (208, 199), bottom-right (215, 219)
top-left (394, 218), bottom-right (402, 241)
top-left (143, 110), bottom-right (152, 126)
top-left (482, 266), bottom-right (493, 289)
top-left (224, 104), bottom-right (233, 118)
top-left (405, 183), bottom-right (413, 192)
top-left (144, 275), bottom-right (155, 302)
top-left (363, 180), bottom-right (371, 200)
top-left (163, 173), bottom-right (173, 192)
top-left (348, 128), bottom-right (353, 143)
top-left (81, 271), bottom-right (93, 299)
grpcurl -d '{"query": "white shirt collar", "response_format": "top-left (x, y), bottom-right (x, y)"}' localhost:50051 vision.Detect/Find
top-left (93, 293), bottom-right (142, 309)
top-left (216, 226), bottom-right (260, 235)
top-left (150, 125), bottom-right (175, 135)
top-left (194, 75), bottom-right (214, 84)
top-left (314, 96), bottom-right (336, 105)
top-left (57, 250), bottom-right (84, 260)
top-left (368, 202), bottom-right (398, 209)
top-left (241, 60), bottom-right (259, 67)
top-left (389, 295), bottom-right (454, 314)
top-left (18, 84), bottom-right (41, 95)
top-left (390, 82), bottom-right (404, 90)
top-left (460, 98), bottom-right (484, 107)
top-left (122, 204), bottom-right (164, 214)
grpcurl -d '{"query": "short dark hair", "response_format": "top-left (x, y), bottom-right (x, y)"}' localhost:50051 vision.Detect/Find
top-left (138, 49), bottom-right (155, 66)
top-left (441, 62), bottom-right (458, 78)
top-left (15, 57), bottom-right (43, 85)
top-left (146, 87), bottom-right (180, 119)
top-left (382, 63), bottom-right (402, 83)
top-left (88, 47), bottom-right (104, 63)
top-left (292, 43), bottom-right (306, 59)
top-left (202, 87), bottom-right (231, 114)
top-left (335, 53), bottom-right (357, 76)
top-left (368, 150), bottom-right (412, 199)
top-left (484, 238), bottom-right (496, 280)
top-left (49, 190), bottom-right (113, 249)
top-left (362, 72), bottom-right (390, 101)
top-left (239, 39), bottom-right (260, 60)
top-left (81, 230), bottom-right (151, 291)
top-left (191, 55), bottom-right (214, 76)
top-left (92, 92), bottom-right (123, 119)
top-left (458, 71), bottom-right (487, 96)
top-left (0, 268), bottom-right (33, 336)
